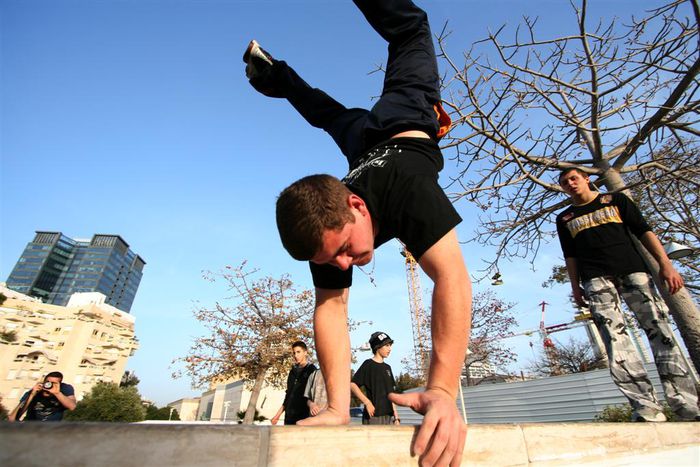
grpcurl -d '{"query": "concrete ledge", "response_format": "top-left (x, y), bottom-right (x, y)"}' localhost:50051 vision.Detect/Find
top-left (1, 422), bottom-right (698, 466)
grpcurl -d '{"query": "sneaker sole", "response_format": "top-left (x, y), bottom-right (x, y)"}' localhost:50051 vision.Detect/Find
top-left (243, 40), bottom-right (272, 66)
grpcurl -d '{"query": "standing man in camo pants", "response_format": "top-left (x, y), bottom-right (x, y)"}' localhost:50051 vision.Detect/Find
top-left (556, 167), bottom-right (699, 422)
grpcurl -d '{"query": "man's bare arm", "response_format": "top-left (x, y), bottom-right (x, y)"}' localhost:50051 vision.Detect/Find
top-left (8, 384), bottom-right (41, 422)
top-left (390, 228), bottom-right (470, 467)
top-left (48, 384), bottom-right (76, 411)
top-left (297, 287), bottom-right (351, 426)
top-left (639, 231), bottom-right (684, 294)
top-left (350, 382), bottom-right (374, 416)
top-left (270, 405), bottom-right (284, 425)
top-left (564, 257), bottom-right (587, 307)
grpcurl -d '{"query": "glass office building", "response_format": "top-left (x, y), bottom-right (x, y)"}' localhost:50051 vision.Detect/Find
top-left (5, 231), bottom-right (146, 312)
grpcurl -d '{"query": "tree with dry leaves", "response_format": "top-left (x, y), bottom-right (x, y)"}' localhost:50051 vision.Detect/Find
top-left (464, 290), bottom-right (518, 385)
top-left (438, 0), bottom-right (700, 372)
top-left (528, 337), bottom-right (607, 377)
top-left (174, 262), bottom-right (314, 424)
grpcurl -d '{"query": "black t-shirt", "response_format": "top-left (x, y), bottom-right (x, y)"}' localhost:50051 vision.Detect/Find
top-left (21, 383), bottom-right (75, 421)
top-left (310, 137), bottom-right (462, 289)
top-left (556, 192), bottom-right (651, 281)
top-left (282, 363), bottom-right (317, 424)
top-left (352, 359), bottom-right (396, 418)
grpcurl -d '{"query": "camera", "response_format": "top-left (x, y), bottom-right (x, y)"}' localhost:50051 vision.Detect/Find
top-left (42, 381), bottom-right (54, 390)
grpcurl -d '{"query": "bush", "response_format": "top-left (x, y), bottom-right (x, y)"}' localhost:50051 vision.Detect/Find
top-left (594, 403), bottom-right (677, 422)
top-left (145, 404), bottom-right (179, 420)
top-left (65, 382), bottom-right (145, 422)
top-left (236, 409), bottom-right (266, 423)
top-left (594, 404), bottom-right (633, 422)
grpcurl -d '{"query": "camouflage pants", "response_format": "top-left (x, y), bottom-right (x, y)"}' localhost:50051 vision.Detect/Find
top-left (584, 272), bottom-right (699, 416)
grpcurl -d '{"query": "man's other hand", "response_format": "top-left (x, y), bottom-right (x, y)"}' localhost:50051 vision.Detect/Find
top-left (389, 389), bottom-right (467, 467)
top-left (48, 382), bottom-right (61, 396)
top-left (660, 263), bottom-right (684, 295)
top-left (572, 285), bottom-right (588, 307)
top-left (309, 402), bottom-right (322, 416)
top-left (365, 401), bottom-right (376, 417)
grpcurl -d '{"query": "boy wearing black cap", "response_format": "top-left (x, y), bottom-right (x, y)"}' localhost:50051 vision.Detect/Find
top-left (351, 332), bottom-right (400, 425)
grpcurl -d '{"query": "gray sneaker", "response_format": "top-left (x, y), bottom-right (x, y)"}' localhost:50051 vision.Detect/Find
top-left (243, 40), bottom-right (274, 81)
top-left (632, 409), bottom-right (667, 422)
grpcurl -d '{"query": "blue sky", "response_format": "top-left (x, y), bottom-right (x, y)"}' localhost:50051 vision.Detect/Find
top-left (1, 0), bottom-right (661, 405)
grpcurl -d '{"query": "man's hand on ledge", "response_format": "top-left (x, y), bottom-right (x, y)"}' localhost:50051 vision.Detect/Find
top-left (390, 388), bottom-right (467, 467)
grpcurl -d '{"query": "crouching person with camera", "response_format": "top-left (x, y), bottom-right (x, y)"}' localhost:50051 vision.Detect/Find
top-left (8, 371), bottom-right (76, 422)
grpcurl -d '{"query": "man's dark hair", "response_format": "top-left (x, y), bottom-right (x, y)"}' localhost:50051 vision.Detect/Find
top-left (45, 371), bottom-right (63, 381)
top-left (276, 174), bottom-right (355, 260)
top-left (291, 340), bottom-right (307, 351)
top-left (558, 167), bottom-right (589, 182)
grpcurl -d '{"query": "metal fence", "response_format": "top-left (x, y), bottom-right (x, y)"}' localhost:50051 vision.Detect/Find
top-left (397, 363), bottom-right (665, 424)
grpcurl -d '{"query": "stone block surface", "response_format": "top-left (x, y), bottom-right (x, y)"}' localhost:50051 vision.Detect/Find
top-left (521, 422), bottom-right (660, 464)
top-left (1, 421), bottom-right (698, 466)
top-left (653, 422), bottom-right (700, 446)
top-left (0, 423), bottom-right (266, 467)
top-left (268, 426), bottom-right (415, 466)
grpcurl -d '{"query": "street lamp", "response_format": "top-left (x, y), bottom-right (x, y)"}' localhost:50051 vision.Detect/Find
top-left (491, 272), bottom-right (503, 286)
top-left (223, 401), bottom-right (231, 422)
top-left (663, 241), bottom-right (695, 260)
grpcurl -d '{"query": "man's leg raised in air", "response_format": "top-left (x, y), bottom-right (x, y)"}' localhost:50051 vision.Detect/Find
top-left (243, 40), bottom-right (370, 163)
top-left (353, 0), bottom-right (450, 147)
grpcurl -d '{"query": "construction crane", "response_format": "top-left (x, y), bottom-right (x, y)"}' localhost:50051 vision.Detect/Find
top-left (400, 246), bottom-right (430, 381)
top-left (538, 301), bottom-right (561, 375)
top-left (499, 302), bottom-right (592, 375)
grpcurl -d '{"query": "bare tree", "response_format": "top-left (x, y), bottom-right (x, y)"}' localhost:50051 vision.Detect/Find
top-left (529, 337), bottom-right (607, 377)
top-left (173, 262), bottom-right (314, 424)
top-left (629, 142), bottom-right (700, 299)
top-left (439, 0), bottom-right (700, 371)
top-left (464, 290), bottom-right (518, 385)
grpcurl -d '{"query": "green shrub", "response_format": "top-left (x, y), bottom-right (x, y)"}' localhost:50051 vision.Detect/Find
top-left (594, 404), bottom-right (633, 422)
top-left (594, 402), bottom-right (677, 422)
top-left (65, 382), bottom-right (145, 422)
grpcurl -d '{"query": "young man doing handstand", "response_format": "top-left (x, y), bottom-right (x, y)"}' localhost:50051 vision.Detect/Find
top-left (244, 1), bottom-right (471, 465)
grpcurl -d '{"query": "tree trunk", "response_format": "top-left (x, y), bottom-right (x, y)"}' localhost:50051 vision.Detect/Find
top-left (602, 168), bottom-right (700, 374)
top-left (635, 244), bottom-right (700, 374)
top-left (243, 369), bottom-right (267, 425)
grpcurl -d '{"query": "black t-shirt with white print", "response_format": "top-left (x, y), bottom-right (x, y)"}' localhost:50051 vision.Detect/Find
top-left (352, 358), bottom-right (396, 418)
top-left (310, 137), bottom-right (462, 289)
top-left (556, 192), bottom-right (651, 281)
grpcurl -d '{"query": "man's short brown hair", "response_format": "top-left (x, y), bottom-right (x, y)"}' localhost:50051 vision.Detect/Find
top-left (276, 174), bottom-right (355, 260)
top-left (291, 340), bottom-right (307, 351)
top-left (558, 167), bottom-right (588, 183)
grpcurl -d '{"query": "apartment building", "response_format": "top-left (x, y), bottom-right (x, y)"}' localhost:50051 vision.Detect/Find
top-left (0, 285), bottom-right (139, 409)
